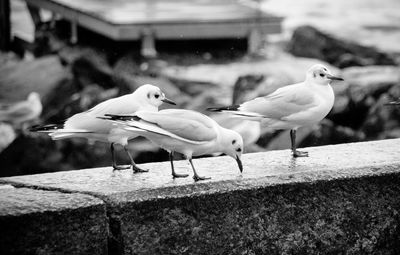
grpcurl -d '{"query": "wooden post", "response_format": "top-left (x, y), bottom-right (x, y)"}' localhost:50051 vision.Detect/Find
top-left (141, 28), bottom-right (157, 58)
top-left (70, 20), bottom-right (78, 44)
top-left (0, 0), bottom-right (11, 51)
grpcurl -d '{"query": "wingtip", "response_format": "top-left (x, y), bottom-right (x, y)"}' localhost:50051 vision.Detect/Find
top-left (29, 124), bottom-right (62, 132)
top-left (206, 107), bottom-right (222, 112)
top-left (206, 105), bottom-right (240, 112)
top-left (101, 114), bottom-right (140, 121)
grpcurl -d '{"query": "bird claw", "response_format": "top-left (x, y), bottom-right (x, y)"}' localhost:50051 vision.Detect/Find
top-left (172, 173), bottom-right (189, 178)
top-left (113, 165), bottom-right (130, 171)
top-left (132, 166), bottom-right (149, 173)
top-left (193, 175), bottom-right (211, 182)
top-left (293, 150), bottom-right (309, 158)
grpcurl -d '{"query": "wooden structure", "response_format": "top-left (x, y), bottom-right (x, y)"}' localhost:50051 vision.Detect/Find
top-left (24, 0), bottom-right (283, 56)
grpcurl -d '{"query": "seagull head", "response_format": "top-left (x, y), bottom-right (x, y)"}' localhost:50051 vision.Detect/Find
top-left (135, 84), bottom-right (176, 107)
top-left (220, 129), bottom-right (244, 173)
top-left (307, 64), bottom-right (343, 85)
top-left (27, 92), bottom-right (41, 102)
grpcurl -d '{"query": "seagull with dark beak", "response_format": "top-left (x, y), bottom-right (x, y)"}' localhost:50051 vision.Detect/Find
top-left (208, 64), bottom-right (344, 158)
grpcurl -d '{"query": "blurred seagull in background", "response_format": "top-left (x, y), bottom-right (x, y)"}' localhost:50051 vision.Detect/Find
top-left (0, 92), bottom-right (42, 130)
top-left (101, 109), bottom-right (244, 181)
top-left (208, 64), bottom-right (344, 158)
top-left (30, 84), bottom-right (175, 172)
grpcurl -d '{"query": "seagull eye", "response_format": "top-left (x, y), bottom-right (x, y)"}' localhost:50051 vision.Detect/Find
top-left (319, 73), bottom-right (325, 77)
top-left (155, 94), bottom-right (160, 99)
top-left (236, 148), bottom-right (242, 152)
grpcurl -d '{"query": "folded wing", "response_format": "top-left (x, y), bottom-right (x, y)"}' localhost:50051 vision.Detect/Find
top-left (240, 83), bottom-right (317, 120)
top-left (117, 109), bottom-right (217, 145)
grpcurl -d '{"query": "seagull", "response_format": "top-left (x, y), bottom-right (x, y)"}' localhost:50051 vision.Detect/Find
top-left (0, 92), bottom-right (42, 128)
top-left (30, 84), bottom-right (176, 172)
top-left (208, 64), bottom-right (344, 158)
top-left (101, 109), bottom-right (244, 181)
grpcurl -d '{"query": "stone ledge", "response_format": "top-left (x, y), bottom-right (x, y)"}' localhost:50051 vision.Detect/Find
top-left (0, 186), bottom-right (108, 255)
top-left (1, 139), bottom-right (400, 254)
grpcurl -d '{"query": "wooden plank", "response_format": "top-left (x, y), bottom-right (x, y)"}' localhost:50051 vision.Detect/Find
top-left (0, 0), bottom-right (11, 50)
top-left (24, 0), bottom-right (283, 44)
top-left (26, 0), bottom-right (282, 25)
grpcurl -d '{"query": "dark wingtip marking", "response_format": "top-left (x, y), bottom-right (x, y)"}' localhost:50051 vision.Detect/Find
top-left (29, 124), bottom-right (63, 132)
top-left (101, 114), bottom-right (141, 121)
top-left (206, 105), bottom-right (240, 112)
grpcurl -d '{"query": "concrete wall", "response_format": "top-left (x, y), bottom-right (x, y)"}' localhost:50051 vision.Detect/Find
top-left (1, 139), bottom-right (400, 254)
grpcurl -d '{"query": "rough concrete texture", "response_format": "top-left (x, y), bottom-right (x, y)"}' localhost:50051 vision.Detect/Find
top-left (0, 186), bottom-right (108, 255)
top-left (1, 139), bottom-right (400, 254)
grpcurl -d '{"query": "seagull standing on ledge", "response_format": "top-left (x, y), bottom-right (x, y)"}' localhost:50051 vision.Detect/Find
top-left (30, 84), bottom-right (175, 172)
top-left (208, 64), bottom-right (344, 158)
top-left (101, 109), bottom-right (244, 181)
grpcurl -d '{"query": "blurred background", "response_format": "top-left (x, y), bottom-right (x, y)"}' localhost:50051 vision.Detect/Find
top-left (0, 0), bottom-right (399, 177)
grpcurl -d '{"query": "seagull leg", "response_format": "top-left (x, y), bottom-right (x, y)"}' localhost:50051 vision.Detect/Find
top-left (111, 143), bottom-right (130, 170)
top-left (123, 145), bottom-right (148, 173)
top-left (189, 159), bottom-right (211, 182)
top-left (290, 129), bottom-right (308, 157)
top-left (170, 152), bottom-right (189, 178)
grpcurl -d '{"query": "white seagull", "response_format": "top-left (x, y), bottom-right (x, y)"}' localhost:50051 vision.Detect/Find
top-left (208, 64), bottom-right (344, 157)
top-left (30, 84), bottom-right (176, 172)
top-left (101, 109), bottom-right (244, 181)
top-left (0, 92), bottom-right (42, 128)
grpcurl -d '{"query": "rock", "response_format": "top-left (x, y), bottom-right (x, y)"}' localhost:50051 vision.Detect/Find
top-left (342, 66), bottom-right (400, 98)
top-left (287, 26), bottom-right (396, 68)
top-left (360, 85), bottom-right (400, 139)
top-left (232, 74), bottom-right (265, 104)
top-left (69, 49), bottom-right (113, 89)
top-left (0, 55), bottom-right (68, 102)
top-left (329, 66), bottom-right (400, 129)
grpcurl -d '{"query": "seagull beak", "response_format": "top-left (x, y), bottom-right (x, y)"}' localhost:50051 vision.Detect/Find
top-left (326, 74), bottom-right (344, 81)
top-left (162, 97), bottom-right (176, 105)
top-left (236, 155), bottom-right (243, 173)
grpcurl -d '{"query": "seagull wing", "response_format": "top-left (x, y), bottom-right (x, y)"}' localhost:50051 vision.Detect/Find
top-left (86, 94), bottom-right (141, 116)
top-left (240, 83), bottom-right (318, 120)
top-left (137, 109), bottom-right (217, 142)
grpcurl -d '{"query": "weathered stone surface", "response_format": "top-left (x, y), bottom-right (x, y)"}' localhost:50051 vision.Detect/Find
top-left (0, 186), bottom-right (108, 255)
top-left (2, 139), bottom-right (400, 254)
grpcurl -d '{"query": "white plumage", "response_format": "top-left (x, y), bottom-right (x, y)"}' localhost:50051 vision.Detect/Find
top-left (31, 84), bottom-right (175, 171)
top-left (103, 109), bottom-right (244, 181)
top-left (208, 64), bottom-right (343, 157)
